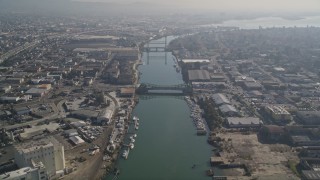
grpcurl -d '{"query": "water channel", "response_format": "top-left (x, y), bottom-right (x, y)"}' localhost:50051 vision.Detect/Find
top-left (109, 36), bottom-right (214, 180)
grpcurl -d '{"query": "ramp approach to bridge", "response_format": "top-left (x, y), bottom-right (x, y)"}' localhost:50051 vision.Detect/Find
top-left (136, 83), bottom-right (193, 95)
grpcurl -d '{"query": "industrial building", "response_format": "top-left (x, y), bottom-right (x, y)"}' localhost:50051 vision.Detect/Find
top-left (210, 73), bottom-right (226, 82)
top-left (0, 96), bottom-right (20, 103)
top-left (219, 104), bottom-right (238, 117)
top-left (97, 110), bottom-right (113, 125)
top-left (0, 164), bottom-right (47, 180)
top-left (296, 111), bottom-right (320, 125)
top-left (13, 106), bottom-right (31, 115)
top-left (119, 87), bottom-right (135, 97)
top-left (14, 136), bottom-right (65, 178)
top-left (181, 59), bottom-right (210, 64)
top-left (227, 117), bottom-right (262, 128)
top-left (64, 129), bottom-right (78, 137)
top-left (301, 170), bottom-right (320, 180)
top-left (188, 70), bottom-right (211, 82)
top-left (265, 105), bottom-right (292, 122)
top-left (70, 109), bottom-right (99, 120)
top-left (25, 88), bottom-right (47, 97)
top-left (258, 125), bottom-right (285, 142)
top-left (211, 93), bottom-right (230, 106)
top-left (69, 136), bottom-right (85, 145)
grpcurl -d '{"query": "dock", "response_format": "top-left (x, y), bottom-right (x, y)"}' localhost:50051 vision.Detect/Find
top-left (123, 147), bottom-right (130, 160)
top-left (210, 157), bottom-right (225, 166)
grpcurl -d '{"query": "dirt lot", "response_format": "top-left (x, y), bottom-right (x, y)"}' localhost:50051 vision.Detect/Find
top-left (216, 132), bottom-right (300, 180)
top-left (61, 125), bottom-right (114, 180)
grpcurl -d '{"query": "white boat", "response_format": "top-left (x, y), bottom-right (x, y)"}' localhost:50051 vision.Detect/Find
top-left (133, 134), bottom-right (137, 138)
top-left (122, 150), bottom-right (128, 159)
top-left (129, 143), bottom-right (134, 149)
top-left (135, 126), bottom-right (139, 130)
top-left (131, 138), bottom-right (135, 143)
top-left (133, 116), bottom-right (139, 121)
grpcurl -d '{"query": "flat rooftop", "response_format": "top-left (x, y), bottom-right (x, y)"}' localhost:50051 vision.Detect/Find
top-left (182, 59), bottom-right (210, 63)
top-left (15, 136), bottom-right (61, 154)
top-left (120, 87), bottom-right (135, 94)
top-left (188, 70), bottom-right (211, 81)
top-left (227, 117), bottom-right (262, 125)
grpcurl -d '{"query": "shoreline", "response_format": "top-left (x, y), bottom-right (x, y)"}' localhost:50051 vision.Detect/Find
top-left (97, 54), bottom-right (142, 180)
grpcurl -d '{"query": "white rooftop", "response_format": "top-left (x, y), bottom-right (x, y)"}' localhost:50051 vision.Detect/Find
top-left (182, 59), bottom-right (210, 63)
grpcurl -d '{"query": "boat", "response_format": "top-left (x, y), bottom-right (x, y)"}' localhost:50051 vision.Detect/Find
top-left (135, 126), bottom-right (139, 130)
top-left (129, 143), bottom-right (134, 149)
top-left (122, 150), bottom-right (129, 159)
top-left (130, 138), bottom-right (135, 143)
top-left (206, 169), bottom-right (214, 176)
top-left (113, 168), bottom-right (120, 175)
top-left (133, 134), bottom-right (137, 138)
top-left (133, 116), bottom-right (139, 121)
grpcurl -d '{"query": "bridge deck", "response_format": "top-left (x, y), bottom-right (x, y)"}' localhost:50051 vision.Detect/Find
top-left (136, 83), bottom-right (192, 95)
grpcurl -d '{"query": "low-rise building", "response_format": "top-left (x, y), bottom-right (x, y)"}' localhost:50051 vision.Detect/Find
top-left (211, 93), bottom-right (230, 106)
top-left (6, 78), bottom-right (24, 84)
top-left (0, 164), bottom-right (47, 180)
top-left (37, 84), bottom-right (52, 90)
top-left (69, 136), bottom-right (85, 145)
top-left (84, 77), bottom-right (93, 86)
top-left (188, 70), bottom-right (211, 82)
top-left (71, 110), bottom-right (99, 120)
top-left (296, 111), bottom-right (320, 125)
top-left (97, 110), bottom-right (113, 125)
top-left (0, 84), bottom-right (11, 93)
top-left (64, 129), bottom-right (78, 137)
top-left (0, 96), bottom-right (20, 103)
top-left (25, 88), bottom-right (46, 97)
top-left (119, 87), bottom-right (135, 97)
top-left (210, 73), bottom-right (226, 82)
top-left (219, 104), bottom-right (238, 117)
top-left (13, 106), bottom-right (31, 115)
top-left (301, 170), bottom-right (320, 180)
top-left (259, 125), bottom-right (285, 142)
top-left (243, 81), bottom-right (263, 90)
top-left (265, 105), bottom-right (292, 122)
top-left (227, 117), bottom-right (262, 128)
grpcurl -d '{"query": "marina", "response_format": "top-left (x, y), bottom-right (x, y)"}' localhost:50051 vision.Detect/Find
top-left (185, 96), bottom-right (207, 135)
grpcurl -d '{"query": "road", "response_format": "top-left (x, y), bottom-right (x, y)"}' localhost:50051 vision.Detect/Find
top-left (4, 99), bottom-right (66, 130)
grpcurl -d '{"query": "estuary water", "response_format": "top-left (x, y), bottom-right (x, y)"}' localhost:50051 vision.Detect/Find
top-left (113, 36), bottom-right (213, 180)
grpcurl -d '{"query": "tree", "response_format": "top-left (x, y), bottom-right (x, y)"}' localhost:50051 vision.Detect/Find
top-left (96, 92), bottom-right (105, 105)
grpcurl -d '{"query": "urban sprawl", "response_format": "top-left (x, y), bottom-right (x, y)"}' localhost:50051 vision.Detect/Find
top-left (1, 13), bottom-right (320, 180)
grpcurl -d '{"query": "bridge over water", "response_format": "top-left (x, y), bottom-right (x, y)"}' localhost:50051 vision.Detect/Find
top-left (136, 83), bottom-right (193, 95)
top-left (143, 37), bottom-right (168, 65)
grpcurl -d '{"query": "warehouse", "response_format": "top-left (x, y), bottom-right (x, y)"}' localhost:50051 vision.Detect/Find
top-left (69, 136), bottom-right (85, 145)
top-left (227, 117), bottom-right (262, 128)
top-left (219, 104), bottom-right (238, 116)
top-left (188, 70), bottom-right (211, 82)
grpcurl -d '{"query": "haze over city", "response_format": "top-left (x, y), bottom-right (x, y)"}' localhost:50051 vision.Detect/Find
top-left (1, 0), bottom-right (320, 180)
top-left (75, 0), bottom-right (320, 12)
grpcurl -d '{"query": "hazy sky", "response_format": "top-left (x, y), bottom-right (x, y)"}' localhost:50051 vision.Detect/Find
top-left (75, 0), bottom-right (320, 12)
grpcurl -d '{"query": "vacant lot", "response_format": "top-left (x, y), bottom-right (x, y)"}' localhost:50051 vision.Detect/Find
top-left (217, 132), bottom-right (300, 180)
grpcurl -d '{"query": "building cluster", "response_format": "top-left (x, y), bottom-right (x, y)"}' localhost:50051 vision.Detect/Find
top-left (171, 27), bottom-right (320, 180)
top-left (0, 13), bottom-right (159, 179)
top-left (0, 137), bottom-right (65, 179)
